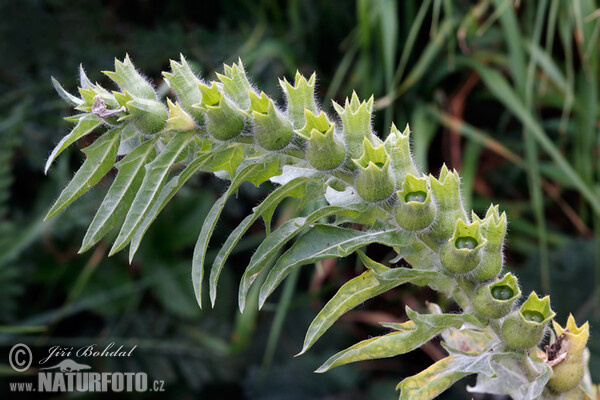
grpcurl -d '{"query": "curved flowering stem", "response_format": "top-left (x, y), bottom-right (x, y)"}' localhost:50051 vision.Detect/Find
top-left (46, 55), bottom-right (593, 400)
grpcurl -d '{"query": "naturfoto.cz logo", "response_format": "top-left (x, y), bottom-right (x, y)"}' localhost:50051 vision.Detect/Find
top-left (7, 343), bottom-right (165, 394)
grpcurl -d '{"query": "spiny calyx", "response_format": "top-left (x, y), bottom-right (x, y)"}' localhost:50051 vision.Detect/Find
top-left (352, 139), bottom-right (395, 202)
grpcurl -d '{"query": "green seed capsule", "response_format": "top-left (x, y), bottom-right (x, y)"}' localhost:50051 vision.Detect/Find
top-left (491, 285), bottom-right (513, 300)
top-left (522, 310), bottom-right (544, 323)
top-left (404, 191), bottom-right (427, 203)
top-left (455, 236), bottom-right (477, 250)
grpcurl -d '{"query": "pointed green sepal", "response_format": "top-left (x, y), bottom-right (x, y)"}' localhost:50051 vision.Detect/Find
top-left (196, 81), bottom-right (222, 108)
top-left (394, 174), bottom-right (435, 231)
top-left (333, 91), bottom-right (375, 159)
top-left (125, 97), bottom-right (168, 134)
top-left (439, 219), bottom-right (487, 275)
top-left (295, 109), bottom-right (332, 139)
top-left (472, 273), bottom-right (521, 319)
top-left (426, 164), bottom-right (467, 242)
top-left (384, 123), bottom-right (418, 181)
top-left (279, 71), bottom-right (317, 128)
top-left (501, 291), bottom-right (555, 350)
top-left (248, 91), bottom-right (294, 151)
top-left (163, 55), bottom-right (204, 122)
top-left (471, 204), bottom-right (507, 282)
top-left (472, 204), bottom-right (508, 247)
top-left (216, 59), bottom-right (253, 109)
top-left (352, 138), bottom-right (395, 202)
top-left (102, 55), bottom-right (156, 100)
top-left (194, 82), bottom-right (246, 140)
top-left (305, 125), bottom-right (346, 171)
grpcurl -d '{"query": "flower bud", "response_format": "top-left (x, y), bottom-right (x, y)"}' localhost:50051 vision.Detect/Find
top-left (501, 291), bottom-right (555, 350)
top-left (165, 99), bottom-right (197, 131)
top-left (296, 110), bottom-right (345, 170)
top-left (384, 123), bottom-right (418, 182)
top-left (279, 71), bottom-right (317, 129)
top-left (472, 273), bottom-right (520, 319)
top-left (333, 92), bottom-right (375, 160)
top-left (248, 91), bottom-right (295, 151)
top-left (547, 315), bottom-right (590, 393)
top-left (471, 205), bottom-right (508, 282)
top-left (77, 83), bottom-right (121, 114)
top-left (114, 91), bottom-right (168, 134)
top-left (394, 174), bottom-right (435, 231)
top-left (216, 59), bottom-right (253, 109)
top-left (439, 219), bottom-right (486, 274)
top-left (162, 55), bottom-right (204, 122)
top-left (194, 82), bottom-right (246, 141)
top-left (352, 138), bottom-right (395, 202)
top-left (426, 165), bottom-right (468, 242)
top-left (103, 55), bottom-right (157, 100)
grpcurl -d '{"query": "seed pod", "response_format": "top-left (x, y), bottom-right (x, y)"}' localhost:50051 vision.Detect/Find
top-left (333, 92), bottom-right (375, 161)
top-left (352, 138), bottom-right (395, 202)
top-left (471, 205), bottom-right (508, 282)
top-left (103, 55), bottom-right (157, 100)
top-left (114, 91), bottom-right (168, 134)
top-left (439, 219), bottom-right (486, 274)
top-left (296, 110), bottom-right (345, 170)
top-left (426, 165), bottom-right (468, 242)
top-left (279, 71), bottom-right (317, 129)
top-left (216, 59), bottom-right (253, 109)
top-left (248, 91), bottom-right (294, 151)
top-left (472, 273), bottom-right (520, 319)
top-left (547, 315), bottom-right (590, 393)
top-left (195, 82), bottom-right (246, 141)
top-left (394, 174), bottom-right (435, 231)
top-left (162, 55), bottom-right (204, 122)
top-left (384, 123), bottom-right (418, 183)
top-left (501, 291), bottom-right (555, 350)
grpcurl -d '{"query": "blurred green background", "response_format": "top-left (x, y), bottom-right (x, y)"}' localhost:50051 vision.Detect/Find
top-left (0, 0), bottom-right (599, 398)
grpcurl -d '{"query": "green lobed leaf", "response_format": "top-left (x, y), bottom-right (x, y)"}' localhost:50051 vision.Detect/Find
top-left (209, 176), bottom-right (321, 306)
top-left (467, 352), bottom-right (552, 400)
top-left (397, 346), bottom-right (497, 400)
top-left (258, 225), bottom-right (413, 309)
top-left (109, 131), bottom-right (194, 255)
top-left (128, 151), bottom-right (214, 261)
top-left (51, 77), bottom-right (83, 106)
top-left (299, 252), bottom-right (445, 355)
top-left (44, 113), bottom-right (103, 174)
top-left (238, 205), bottom-right (361, 312)
top-left (80, 137), bottom-right (157, 253)
top-left (192, 158), bottom-right (281, 308)
top-left (200, 144), bottom-right (244, 177)
top-left (45, 128), bottom-right (121, 220)
top-left (315, 307), bottom-right (484, 373)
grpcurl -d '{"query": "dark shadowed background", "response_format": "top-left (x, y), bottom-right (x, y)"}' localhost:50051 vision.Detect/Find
top-left (0, 0), bottom-right (599, 398)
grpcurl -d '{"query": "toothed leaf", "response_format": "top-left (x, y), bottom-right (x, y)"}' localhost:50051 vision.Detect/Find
top-left (238, 205), bottom-right (361, 311)
top-left (110, 131), bottom-right (194, 254)
top-left (46, 128), bottom-right (121, 219)
top-left (209, 177), bottom-right (321, 306)
top-left (258, 225), bottom-right (413, 308)
top-left (80, 137), bottom-right (157, 253)
top-left (45, 113), bottom-right (103, 174)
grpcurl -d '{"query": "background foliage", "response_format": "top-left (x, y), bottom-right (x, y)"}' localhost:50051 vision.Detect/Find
top-left (0, 0), bottom-right (598, 398)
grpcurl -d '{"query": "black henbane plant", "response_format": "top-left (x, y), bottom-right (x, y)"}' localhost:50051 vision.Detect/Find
top-left (46, 56), bottom-right (594, 399)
